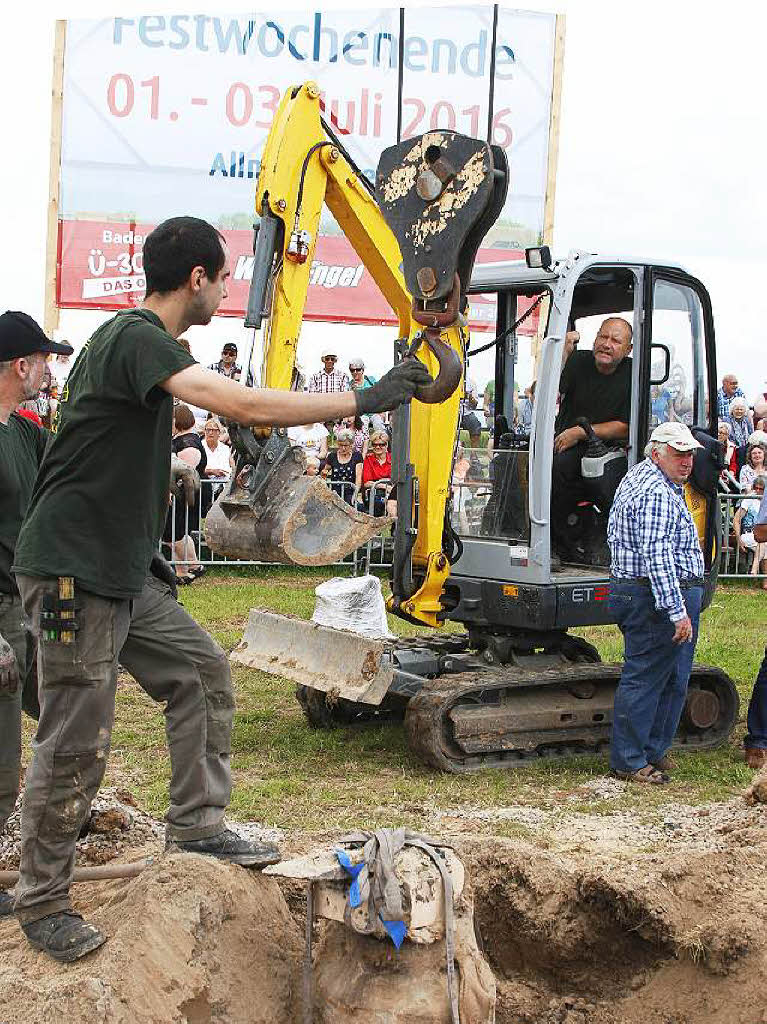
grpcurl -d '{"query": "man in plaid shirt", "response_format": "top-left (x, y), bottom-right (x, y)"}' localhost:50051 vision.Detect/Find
top-left (716, 373), bottom-right (745, 420)
top-left (607, 421), bottom-right (705, 783)
top-left (308, 349), bottom-right (349, 394)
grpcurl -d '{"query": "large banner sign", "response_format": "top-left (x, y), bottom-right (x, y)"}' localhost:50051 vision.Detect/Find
top-left (57, 7), bottom-right (560, 329)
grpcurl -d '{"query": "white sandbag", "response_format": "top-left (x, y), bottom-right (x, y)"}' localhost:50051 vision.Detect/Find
top-left (312, 575), bottom-right (394, 639)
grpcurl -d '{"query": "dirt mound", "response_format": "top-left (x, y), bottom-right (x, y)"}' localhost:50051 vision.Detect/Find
top-left (463, 834), bottom-right (767, 1024)
top-left (0, 854), bottom-right (302, 1024)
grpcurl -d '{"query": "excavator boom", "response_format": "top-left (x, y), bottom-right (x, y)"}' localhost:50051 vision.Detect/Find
top-left (208, 82), bottom-right (507, 623)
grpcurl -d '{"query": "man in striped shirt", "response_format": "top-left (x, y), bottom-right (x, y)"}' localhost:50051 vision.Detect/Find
top-left (308, 349), bottom-right (349, 394)
top-left (607, 421), bottom-right (705, 783)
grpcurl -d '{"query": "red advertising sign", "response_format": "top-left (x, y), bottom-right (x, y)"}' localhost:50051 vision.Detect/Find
top-left (57, 219), bottom-right (537, 334)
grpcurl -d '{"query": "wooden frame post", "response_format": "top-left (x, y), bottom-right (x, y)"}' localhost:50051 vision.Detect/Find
top-left (44, 20), bottom-right (66, 337)
top-left (534, 12), bottom-right (565, 369)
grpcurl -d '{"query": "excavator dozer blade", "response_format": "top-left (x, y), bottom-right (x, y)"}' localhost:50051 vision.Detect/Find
top-left (205, 473), bottom-right (392, 566)
top-left (231, 609), bottom-right (394, 705)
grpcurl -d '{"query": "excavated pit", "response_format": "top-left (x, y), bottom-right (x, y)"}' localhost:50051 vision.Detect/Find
top-left (1, 792), bottom-right (767, 1023)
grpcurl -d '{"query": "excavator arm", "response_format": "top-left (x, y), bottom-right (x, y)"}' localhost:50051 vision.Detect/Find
top-left (209, 81), bottom-right (507, 627)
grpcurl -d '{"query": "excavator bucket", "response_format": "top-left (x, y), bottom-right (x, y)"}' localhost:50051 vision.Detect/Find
top-left (205, 431), bottom-right (391, 566)
top-left (231, 608), bottom-right (393, 705)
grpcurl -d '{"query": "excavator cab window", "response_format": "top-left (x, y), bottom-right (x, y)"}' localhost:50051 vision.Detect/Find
top-left (451, 286), bottom-right (550, 543)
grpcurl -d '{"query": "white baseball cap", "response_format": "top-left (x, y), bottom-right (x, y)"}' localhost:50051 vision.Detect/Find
top-left (649, 421), bottom-right (703, 452)
top-left (321, 348), bottom-right (337, 359)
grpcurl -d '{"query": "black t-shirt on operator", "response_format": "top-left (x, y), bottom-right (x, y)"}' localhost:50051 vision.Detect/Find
top-left (555, 348), bottom-right (632, 434)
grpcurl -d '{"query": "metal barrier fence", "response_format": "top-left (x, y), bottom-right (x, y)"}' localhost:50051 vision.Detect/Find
top-left (165, 480), bottom-right (765, 582)
top-left (718, 491), bottom-right (767, 579)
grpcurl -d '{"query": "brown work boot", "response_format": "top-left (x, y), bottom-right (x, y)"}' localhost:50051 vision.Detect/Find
top-left (21, 911), bottom-right (106, 962)
top-left (744, 747), bottom-right (767, 770)
top-left (651, 755), bottom-right (677, 772)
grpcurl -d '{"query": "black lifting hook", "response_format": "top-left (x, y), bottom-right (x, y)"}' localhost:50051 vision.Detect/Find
top-left (405, 273), bottom-right (464, 404)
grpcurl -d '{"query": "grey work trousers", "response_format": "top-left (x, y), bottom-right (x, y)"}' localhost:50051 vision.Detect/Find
top-left (0, 594), bottom-right (37, 836)
top-left (14, 573), bottom-right (234, 924)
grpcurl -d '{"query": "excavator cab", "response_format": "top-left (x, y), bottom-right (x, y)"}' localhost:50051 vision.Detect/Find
top-left (440, 252), bottom-right (723, 636)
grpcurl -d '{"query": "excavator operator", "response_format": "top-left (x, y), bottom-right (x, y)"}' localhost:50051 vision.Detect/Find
top-left (551, 317), bottom-right (633, 561)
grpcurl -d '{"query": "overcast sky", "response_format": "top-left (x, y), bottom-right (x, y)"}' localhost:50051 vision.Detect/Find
top-left (1, 1), bottom-right (765, 394)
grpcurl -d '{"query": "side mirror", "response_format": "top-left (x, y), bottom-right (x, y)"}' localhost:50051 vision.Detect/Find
top-left (650, 343), bottom-right (671, 385)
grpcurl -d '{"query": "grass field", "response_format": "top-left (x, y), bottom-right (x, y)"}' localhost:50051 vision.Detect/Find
top-left (24, 570), bottom-right (763, 835)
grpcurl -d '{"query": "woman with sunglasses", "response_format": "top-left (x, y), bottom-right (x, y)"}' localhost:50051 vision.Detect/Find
top-left (361, 429), bottom-right (392, 516)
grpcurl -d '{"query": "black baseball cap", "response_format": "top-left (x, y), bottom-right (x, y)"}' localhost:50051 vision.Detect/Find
top-left (222, 342), bottom-right (237, 354)
top-left (0, 311), bottom-right (74, 360)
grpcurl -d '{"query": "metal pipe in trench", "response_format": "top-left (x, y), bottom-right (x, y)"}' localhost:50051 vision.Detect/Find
top-left (0, 858), bottom-right (153, 888)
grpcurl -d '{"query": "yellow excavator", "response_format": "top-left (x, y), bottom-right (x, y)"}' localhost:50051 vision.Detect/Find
top-left (208, 81), bottom-right (738, 773)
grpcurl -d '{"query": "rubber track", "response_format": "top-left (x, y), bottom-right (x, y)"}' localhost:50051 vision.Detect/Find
top-left (405, 662), bottom-right (739, 774)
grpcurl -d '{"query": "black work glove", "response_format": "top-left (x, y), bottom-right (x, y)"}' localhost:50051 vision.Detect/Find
top-left (150, 552), bottom-right (179, 599)
top-left (170, 455), bottom-right (200, 508)
top-left (0, 632), bottom-right (19, 694)
top-left (355, 359), bottom-right (433, 416)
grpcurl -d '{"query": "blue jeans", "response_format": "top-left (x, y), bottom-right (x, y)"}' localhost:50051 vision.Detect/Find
top-left (608, 580), bottom-right (703, 775)
top-left (745, 649), bottom-right (767, 750)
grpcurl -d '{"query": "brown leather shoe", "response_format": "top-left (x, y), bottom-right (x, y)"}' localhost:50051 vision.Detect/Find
top-left (651, 755), bottom-right (677, 772)
top-left (744, 747), bottom-right (767, 770)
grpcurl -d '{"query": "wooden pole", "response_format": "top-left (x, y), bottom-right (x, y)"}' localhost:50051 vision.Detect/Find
top-left (534, 13), bottom-right (566, 371)
top-left (542, 13), bottom-right (565, 248)
top-left (0, 858), bottom-right (153, 888)
top-left (44, 20), bottom-right (66, 337)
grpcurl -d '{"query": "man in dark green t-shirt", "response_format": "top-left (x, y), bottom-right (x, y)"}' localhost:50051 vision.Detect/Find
top-left (0, 313), bottom-right (73, 920)
top-left (551, 318), bottom-right (633, 558)
top-left (11, 216), bottom-right (431, 962)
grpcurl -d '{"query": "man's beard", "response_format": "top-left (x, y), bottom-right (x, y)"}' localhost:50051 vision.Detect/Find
top-left (21, 371), bottom-right (40, 401)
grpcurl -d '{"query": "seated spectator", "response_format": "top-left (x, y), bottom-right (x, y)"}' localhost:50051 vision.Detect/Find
top-left (461, 375), bottom-right (482, 450)
top-left (733, 475), bottom-right (767, 584)
top-left (164, 403), bottom-right (206, 583)
top-left (717, 373), bottom-right (745, 419)
top-left (348, 357), bottom-right (376, 391)
top-left (650, 383), bottom-right (676, 426)
top-left (208, 342), bottom-right (241, 380)
top-left (740, 442), bottom-right (767, 492)
top-left (308, 350), bottom-right (348, 393)
top-left (348, 414), bottom-right (369, 457)
top-left (361, 430), bottom-right (392, 516)
top-left (727, 397), bottom-right (754, 448)
top-left (325, 428), bottom-right (363, 503)
top-left (201, 417), bottom-right (233, 514)
top-left (718, 420), bottom-right (739, 492)
top-left (519, 382), bottom-right (535, 433)
top-left (287, 421), bottom-right (329, 462)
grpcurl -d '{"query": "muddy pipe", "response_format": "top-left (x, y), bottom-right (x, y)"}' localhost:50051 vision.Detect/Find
top-left (0, 858), bottom-right (153, 888)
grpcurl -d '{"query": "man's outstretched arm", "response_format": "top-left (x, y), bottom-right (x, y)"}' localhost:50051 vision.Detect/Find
top-left (161, 360), bottom-right (432, 427)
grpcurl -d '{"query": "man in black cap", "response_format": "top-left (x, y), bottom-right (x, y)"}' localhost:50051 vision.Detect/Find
top-left (0, 312), bottom-right (73, 918)
top-left (9, 216), bottom-right (430, 963)
top-left (208, 342), bottom-right (241, 380)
